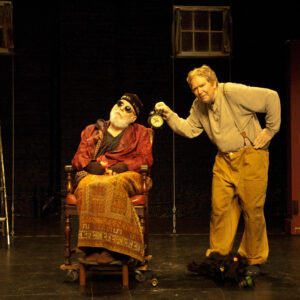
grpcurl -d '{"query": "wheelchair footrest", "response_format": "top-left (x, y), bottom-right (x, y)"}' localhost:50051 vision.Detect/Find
top-left (60, 263), bottom-right (80, 270)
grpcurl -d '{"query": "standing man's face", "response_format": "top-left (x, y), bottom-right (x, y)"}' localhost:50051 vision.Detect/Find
top-left (190, 76), bottom-right (217, 104)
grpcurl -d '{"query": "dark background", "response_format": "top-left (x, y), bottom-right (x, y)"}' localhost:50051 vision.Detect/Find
top-left (0, 0), bottom-right (299, 234)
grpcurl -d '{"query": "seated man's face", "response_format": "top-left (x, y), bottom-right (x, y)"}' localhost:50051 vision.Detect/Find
top-left (110, 100), bottom-right (137, 129)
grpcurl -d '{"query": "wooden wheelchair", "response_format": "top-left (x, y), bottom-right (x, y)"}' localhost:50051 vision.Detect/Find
top-left (60, 129), bottom-right (158, 288)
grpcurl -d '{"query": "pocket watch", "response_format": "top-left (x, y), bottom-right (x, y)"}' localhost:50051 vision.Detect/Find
top-left (148, 110), bottom-right (164, 129)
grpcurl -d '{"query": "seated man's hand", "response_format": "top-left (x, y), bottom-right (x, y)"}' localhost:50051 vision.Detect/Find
top-left (109, 163), bottom-right (128, 174)
top-left (85, 160), bottom-right (106, 175)
top-left (103, 163), bottom-right (129, 175)
top-left (105, 169), bottom-right (116, 176)
top-left (155, 102), bottom-right (173, 120)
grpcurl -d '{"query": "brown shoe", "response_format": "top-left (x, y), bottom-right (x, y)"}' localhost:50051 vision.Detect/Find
top-left (96, 250), bottom-right (115, 264)
top-left (78, 252), bottom-right (100, 265)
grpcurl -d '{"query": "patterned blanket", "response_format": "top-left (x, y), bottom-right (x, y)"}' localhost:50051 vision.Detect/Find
top-left (74, 171), bottom-right (152, 262)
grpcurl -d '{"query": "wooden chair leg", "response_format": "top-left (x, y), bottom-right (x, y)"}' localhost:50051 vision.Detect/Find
top-left (122, 263), bottom-right (129, 288)
top-left (64, 212), bottom-right (71, 265)
top-left (79, 263), bottom-right (86, 286)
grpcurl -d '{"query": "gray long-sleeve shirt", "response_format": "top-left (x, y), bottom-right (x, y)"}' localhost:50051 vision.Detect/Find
top-left (166, 82), bottom-right (281, 153)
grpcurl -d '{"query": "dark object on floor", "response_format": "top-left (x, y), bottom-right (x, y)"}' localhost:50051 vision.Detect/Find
top-left (187, 252), bottom-right (254, 287)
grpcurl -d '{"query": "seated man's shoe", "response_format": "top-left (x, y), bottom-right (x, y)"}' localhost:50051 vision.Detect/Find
top-left (78, 249), bottom-right (125, 265)
top-left (245, 264), bottom-right (261, 277)
top-left (96, 250), bottom-right (115, 264)
top-left (109, 260), bottom-right (122, 266)
top-left (78, 252), bottom-right (100, 265)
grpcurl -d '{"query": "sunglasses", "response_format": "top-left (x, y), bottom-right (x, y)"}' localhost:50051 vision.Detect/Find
top-left (116, 100), bottom-right (135, 114)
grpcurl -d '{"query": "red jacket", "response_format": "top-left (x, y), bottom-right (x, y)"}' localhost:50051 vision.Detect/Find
top-left (71, 120), bottom-right (153, 173)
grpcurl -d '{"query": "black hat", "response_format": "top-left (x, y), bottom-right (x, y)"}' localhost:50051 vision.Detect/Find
top-left (120, 93), bottom-right (143, 116)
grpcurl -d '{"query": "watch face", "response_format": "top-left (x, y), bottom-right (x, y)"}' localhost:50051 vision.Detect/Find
top-left (150, 114), bottom-right (164, 128)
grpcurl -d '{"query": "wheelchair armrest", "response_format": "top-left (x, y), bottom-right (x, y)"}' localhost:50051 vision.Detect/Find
top-left (65, 165), bottom-right (73, 173)
top-left (140, 165), bottom-right (150, 195)
top-left (140, 164), bottom-right (149, 174)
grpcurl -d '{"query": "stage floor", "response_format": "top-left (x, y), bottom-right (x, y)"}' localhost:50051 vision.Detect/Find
top-left (0, 217), bottom-right (300, 299)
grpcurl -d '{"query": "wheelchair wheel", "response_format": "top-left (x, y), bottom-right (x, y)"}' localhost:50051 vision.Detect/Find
top-left (65, 269), bottom-right (79, 282)
top-left (151, 276), bottom-right (158, 287)
top-left (135, 270), bottom-right (146, 282)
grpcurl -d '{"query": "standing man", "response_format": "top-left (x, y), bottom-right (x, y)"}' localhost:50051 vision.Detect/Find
top-left (155, 65), bottom-right (281, 274)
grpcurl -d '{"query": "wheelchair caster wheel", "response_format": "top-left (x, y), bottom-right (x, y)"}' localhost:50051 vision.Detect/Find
top-left (151, 276), bottom-right (158, 287)
top-left (65, 269), bottom-right (79, 282)
top-left (135, 270), bottom-right (146, 282)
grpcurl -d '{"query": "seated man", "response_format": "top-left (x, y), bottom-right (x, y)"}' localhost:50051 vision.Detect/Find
top-left (71, 93), bottom-right (153, 265)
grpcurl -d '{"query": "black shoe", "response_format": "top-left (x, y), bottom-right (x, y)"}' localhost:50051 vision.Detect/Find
top-left (245, 264), bottom-right (261, 277)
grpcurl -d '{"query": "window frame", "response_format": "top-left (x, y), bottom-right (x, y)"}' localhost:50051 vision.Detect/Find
top-left (172, 5), bottom-right (232, 58)
top-left (0, 0), bottom-right (13, 54)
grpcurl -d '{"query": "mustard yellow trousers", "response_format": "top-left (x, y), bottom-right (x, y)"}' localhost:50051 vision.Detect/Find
top-left (206, 146), bottom-right (269, 265)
